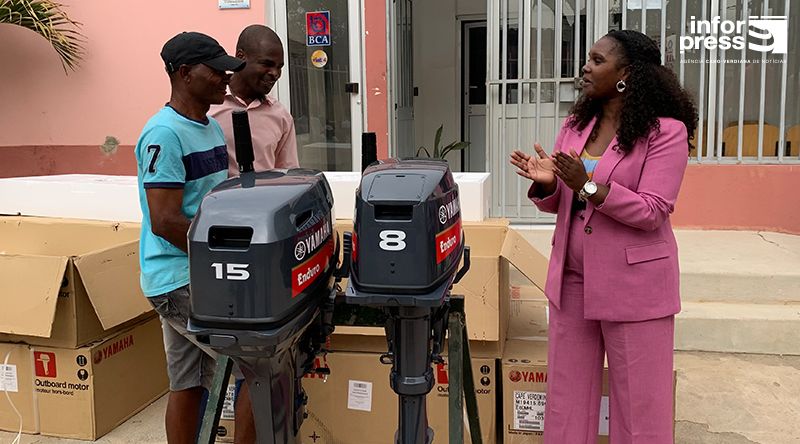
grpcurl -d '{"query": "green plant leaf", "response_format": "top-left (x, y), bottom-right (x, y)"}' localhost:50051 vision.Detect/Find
top-left (0, 0), bottom-right (86, 73)
top-left (440, 141), bottom-right (470, 159)
top-left (416, 146), bottom-right (431, 157)
top-left (445, 141), bottom-right (470, 151)
top-left (433, 125), bottom-right (443, 158)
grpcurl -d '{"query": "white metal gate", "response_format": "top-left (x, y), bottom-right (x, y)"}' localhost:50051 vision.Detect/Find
top-left (487, 0), bottom-right (798, 222)
top-left (488, 0), bottom-right (598, 221)
top-left (612, 0), bottom-right (797, 163)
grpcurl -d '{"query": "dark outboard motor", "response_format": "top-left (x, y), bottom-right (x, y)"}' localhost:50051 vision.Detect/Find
top-left (187, 111), bottom-right (338, 443)
top-left (344, 158), bottom-right (470, 444)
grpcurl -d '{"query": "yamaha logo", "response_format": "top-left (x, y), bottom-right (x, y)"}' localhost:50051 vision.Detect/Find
top-left (294, 219), bottom-right (332, 261)
top-left (438, 206), bottom-right (448, 224)
top-left (294, 242), bottom-right (307, 261)
top-left (438, 198), bottom-right (460, 225)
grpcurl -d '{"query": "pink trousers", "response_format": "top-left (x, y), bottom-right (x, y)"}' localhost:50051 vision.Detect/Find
top-left (543, 273), bottom-right (675, 444)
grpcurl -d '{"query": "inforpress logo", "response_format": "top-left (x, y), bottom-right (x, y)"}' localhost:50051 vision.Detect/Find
top-left (681, 16), bottom-right (788, 54)
top-left (748, 17), bottom-right (788, 53)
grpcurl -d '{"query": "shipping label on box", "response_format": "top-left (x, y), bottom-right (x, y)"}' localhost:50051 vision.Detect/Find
top-left (216, 377), bottom-right (237, 442)
top-left (513, 390), bottom-right (546, 431)
top-left (510, 390), bottom-right (610, 435)
top-left (0, 343), bottom-right (37, 434)
top-left (346, 380), bottom-right (373, 412)
top-left (222, 381), bottom-right (236, 420)
top-left (0, 363), bottom-right (18, 393)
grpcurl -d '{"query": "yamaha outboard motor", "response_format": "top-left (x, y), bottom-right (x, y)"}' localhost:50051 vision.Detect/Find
top-left (187, 111), bottom-right (338, 443)
top-left (344, 158), bottom-right (470, 444)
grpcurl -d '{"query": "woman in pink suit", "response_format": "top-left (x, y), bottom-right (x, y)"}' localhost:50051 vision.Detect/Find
top-left (510, 30), bottom-right (698, 443)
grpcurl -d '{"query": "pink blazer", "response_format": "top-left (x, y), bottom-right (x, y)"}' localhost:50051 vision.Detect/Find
top-left (529, 116), bottom-right (689, 321)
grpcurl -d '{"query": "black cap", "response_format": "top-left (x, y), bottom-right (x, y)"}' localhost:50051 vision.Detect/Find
top-left (161, 32), bottom-right (246, 74)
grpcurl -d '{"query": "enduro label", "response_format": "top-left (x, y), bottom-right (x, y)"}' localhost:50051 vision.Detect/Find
top-left (435, 219), bottom-right (461, 264)
top-left (291, 237), bottom-right (334, 297)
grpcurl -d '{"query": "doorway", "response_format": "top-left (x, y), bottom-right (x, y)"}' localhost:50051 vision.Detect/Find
top-left (390, 0), bottom-right (415, 159)
top-left (271, 0), bottom-right (364, 171)
top-left (461, 21), bottom-right (487, 172)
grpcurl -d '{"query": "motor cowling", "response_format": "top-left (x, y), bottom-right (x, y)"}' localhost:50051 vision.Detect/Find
top-left (347, 158), bottom-right (464, 306)
top-left (188, 169), bottom-right (337, 330)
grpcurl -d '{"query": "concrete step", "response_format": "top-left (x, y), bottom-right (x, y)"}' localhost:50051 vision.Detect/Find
top-left (677, 230), bottom-right (800, 304)
top-left (510, 227), bottom-right (800, 305)
top-left (675, 302), bottom-right (800, 355)
top-left (507, 226), bottom-right (800, 355)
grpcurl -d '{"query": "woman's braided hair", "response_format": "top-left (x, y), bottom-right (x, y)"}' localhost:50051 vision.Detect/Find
top-left (569, 30), bottom-right (698, 153)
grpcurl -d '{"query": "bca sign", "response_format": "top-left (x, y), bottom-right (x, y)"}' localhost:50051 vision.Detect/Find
top-left (306, 11), bottom-right (331, 46)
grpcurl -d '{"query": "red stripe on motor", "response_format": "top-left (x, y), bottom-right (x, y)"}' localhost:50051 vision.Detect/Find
top-left (435, 220), bottom-right (461, 264)
top-left (291, 237), bottom-right (334, 297)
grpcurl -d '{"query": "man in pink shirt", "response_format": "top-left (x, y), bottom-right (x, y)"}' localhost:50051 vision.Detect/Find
top-left (210, 24), bottom-right (299, 177)
top-left (208, 24), bottom-right (298, 444)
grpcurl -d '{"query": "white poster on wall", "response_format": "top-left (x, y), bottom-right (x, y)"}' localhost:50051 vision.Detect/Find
top-left (219, 0), bottom-right (250, 9)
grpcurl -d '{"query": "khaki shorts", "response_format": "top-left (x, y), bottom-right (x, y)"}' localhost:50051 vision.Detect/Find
top-left (149, 285), bottom-right (217, 391)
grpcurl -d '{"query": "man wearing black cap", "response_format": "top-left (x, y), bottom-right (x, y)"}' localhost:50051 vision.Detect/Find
top-left (134, 31), bottom-right (244, 444)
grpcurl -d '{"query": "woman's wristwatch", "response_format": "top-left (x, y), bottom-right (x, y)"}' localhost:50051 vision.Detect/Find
top-left (578, 180), bottom-right (598, 200)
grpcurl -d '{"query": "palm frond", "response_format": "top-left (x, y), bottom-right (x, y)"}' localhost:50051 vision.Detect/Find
top-left (0, 0), bottom-right (86, 73)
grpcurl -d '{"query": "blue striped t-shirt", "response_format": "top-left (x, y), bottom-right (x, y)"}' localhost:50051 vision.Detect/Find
top-left (134, 105), bottom-right (228, 297)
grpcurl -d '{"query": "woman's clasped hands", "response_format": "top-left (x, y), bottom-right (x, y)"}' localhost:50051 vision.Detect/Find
top-left (510, 145), bottom-right (590, 193)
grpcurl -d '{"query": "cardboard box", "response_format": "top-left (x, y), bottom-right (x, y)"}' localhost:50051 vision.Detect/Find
top-left (299, 351), bottom-right (497, 443)
top-left (216, 376), bottom-right (237, 442)
top-left (508, 300), bottom-right (548, 341)
top-left (216, 352), bottom-right (497, 443)
top-left (32, 316), bottom-right (168, 440)
top-left (0, 342), bottom-right (37, 434)
top-left (502, 339), bottom-right (677, 443)
top-left (510, 284), bottom-right (547, 302)
top-left (502, 340), bottom-right (610, 443)
top-left (0, 216), bottom-right (153, 348)
top-left (508, 286), bottom-right (548, 340)
top-left (331, 219), bottom-right (549, 358)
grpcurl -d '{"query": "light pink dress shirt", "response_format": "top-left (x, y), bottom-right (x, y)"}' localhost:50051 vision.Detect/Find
top-left (209, 93), bottom-right (299, 177)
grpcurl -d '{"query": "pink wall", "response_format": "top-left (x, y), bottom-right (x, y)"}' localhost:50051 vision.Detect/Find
top-left (672, 164), bottom-right (800, 235)
top-left (0, 1), bottom-right (389, 162)
top-left (2, 145), bottom-right (136, 177)
top-left (363, 0), bottom-right (389, 159)
top-left (0, 1), bottom-right (264, 148)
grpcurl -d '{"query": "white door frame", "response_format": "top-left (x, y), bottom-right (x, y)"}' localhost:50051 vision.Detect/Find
top-left (387, 0), bottom-right (415, 159)
top-left (459, 19), bottom-right (488, 172)
top-left (267, 0), bottom-right (366, 171)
